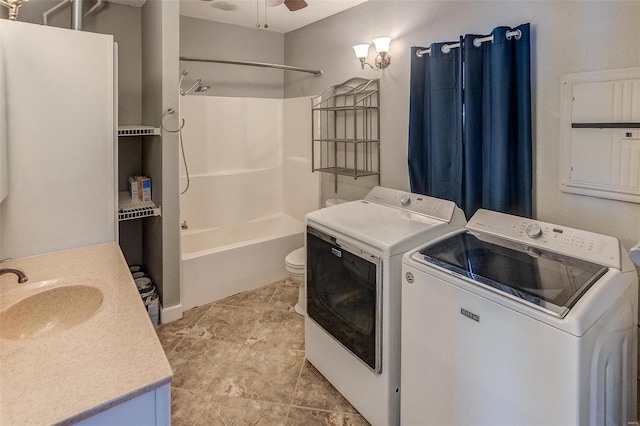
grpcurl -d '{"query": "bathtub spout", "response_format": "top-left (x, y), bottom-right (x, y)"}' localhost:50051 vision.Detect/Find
top-left (181, 220), bottom-right (189, 230)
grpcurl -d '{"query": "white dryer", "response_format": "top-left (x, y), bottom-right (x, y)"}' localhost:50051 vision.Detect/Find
top-left (401, 209), bottom-right (638, 425)
top-left (305, 186), bottom-right (466, 426)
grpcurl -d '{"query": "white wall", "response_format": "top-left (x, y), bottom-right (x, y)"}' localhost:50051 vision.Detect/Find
top-left (283, 96), bottom-right (321, 220)
top-left (0, 24), bottom-right (5, 247)
top-left (180, 96), bottom-right (283, 176)
top-left (0, 20), bottom-right (115, 259)
top-left (179, 96), bottom-right (319, 230)
top-left (179, 96), bottom-right (285, 230)
top-left (0, 22), bottom-right (7, 206)
top-left (284, 0), bottom-right (640, 252)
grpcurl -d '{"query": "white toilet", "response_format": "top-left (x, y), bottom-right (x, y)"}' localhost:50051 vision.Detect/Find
top-left (287, 198), bottom-right (348, 315)
top-left (286, 247), bottom-right (306, 315)
top-left (285, 247), bottom-right (306, 286)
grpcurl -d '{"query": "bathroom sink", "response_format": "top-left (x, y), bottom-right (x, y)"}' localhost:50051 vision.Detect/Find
top-left (0, 285), bottom-right (103, 340)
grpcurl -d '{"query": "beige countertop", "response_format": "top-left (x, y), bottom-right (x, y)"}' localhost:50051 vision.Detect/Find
top-left (0, 242), bottom-right (173, 425)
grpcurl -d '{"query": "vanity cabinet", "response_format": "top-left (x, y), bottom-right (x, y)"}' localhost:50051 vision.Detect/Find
top-left (0, 243), bottom-right (173, 425)
top-left (76, 385), bottom-right (170, 426)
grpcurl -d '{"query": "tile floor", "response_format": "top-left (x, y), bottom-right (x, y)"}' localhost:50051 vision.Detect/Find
top-left (156, 279), bottom-right (370, 426)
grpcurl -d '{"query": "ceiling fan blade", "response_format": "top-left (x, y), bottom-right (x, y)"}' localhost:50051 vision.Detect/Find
top-left (284, 0), bottom-right (307, 11)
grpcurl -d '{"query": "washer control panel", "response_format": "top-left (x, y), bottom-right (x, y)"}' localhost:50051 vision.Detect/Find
top-left (467, 209), bottom-right (620, 269)
top-left (525, 223), bottom-right (542, 238)
top-left (364, 186), bottom-right (457, 223)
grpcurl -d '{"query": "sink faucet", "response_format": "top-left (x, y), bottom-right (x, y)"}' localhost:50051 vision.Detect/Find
top-left (0, 267), bottom-right (28, 283)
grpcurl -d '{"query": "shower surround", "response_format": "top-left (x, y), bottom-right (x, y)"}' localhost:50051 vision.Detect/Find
top-left (179, 95), bottom-right (319, 310)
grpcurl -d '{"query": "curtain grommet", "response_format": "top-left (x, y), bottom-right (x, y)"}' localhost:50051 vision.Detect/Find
top-left (440, 42), bottom-right (460, 54)
top-left (506, 29), bottom-right (522, 41)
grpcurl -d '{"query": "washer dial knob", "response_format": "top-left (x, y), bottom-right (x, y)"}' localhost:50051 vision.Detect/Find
top-left (399, 195), bottom-right (411, 206)
top-left (525, 223), bottom-right (542, 239)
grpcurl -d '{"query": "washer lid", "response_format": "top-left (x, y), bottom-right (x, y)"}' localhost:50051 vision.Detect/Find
top-left (412, 231), bottom-right (609, 318)
top-left (306, 200), bottom-right (456, 256)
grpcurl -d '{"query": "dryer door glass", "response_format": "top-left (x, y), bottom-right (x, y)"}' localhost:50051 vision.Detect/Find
top-left (416, 232), bottom-right (608, 317)
top-left (306, 226), bottom-right (381, 372)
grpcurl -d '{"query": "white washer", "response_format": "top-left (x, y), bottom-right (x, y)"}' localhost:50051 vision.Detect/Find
top-left (401, 209), bottom-right (638, 425)
top-left (305, 186), bottom-right (466, 426)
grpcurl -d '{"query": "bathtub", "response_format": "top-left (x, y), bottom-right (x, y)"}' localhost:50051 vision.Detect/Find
top-left (180, 214), bottom-right (305, 310)
top-left (179, 95), bottom-right (318, 311)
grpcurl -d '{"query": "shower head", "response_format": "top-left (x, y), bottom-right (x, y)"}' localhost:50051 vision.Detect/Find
top-left (181, 69), bottom-right (190, 77)
top-left (181, 79), bottom-right (211, 96)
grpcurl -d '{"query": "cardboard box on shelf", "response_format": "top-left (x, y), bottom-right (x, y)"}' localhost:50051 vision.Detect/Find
top-left (129, 175), bottom-right (151, 202)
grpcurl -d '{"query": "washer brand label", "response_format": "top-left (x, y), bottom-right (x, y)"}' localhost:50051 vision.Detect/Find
top-left (331, 248), bottom-right (342, 258)
top-left (460, 308), bottom-right (480, 322)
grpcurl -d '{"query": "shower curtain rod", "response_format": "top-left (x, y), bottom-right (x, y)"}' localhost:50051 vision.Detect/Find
top-left (416, 29), bottom-right (522, 57)
top-left (180, 56), bottom-right (323, 75)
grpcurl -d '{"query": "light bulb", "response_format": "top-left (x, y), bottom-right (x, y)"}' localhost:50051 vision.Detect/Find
top-left (372, 37), bottom-right (391, 54)
top-left (352, 44), bottom-right (371, 60)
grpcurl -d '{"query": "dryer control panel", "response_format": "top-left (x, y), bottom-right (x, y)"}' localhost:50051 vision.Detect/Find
top-left (467, 209), bottom-right (621, 270)
top-left (364, 186), bottom-right (465, 224)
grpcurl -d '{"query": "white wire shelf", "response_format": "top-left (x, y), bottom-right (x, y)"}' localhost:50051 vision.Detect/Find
top-left (117, 125), bottom-right (161, 137)
top-left (118, 191), bottom-right (161, 221)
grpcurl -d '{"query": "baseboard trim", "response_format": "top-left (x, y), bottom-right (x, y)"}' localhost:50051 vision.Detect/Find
top-left (160, 303), bottom-right (183, 324)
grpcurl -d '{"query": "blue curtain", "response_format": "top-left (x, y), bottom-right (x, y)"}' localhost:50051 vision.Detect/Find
top-left (408, 23), bottom-right (532, 218)
top-left (408, 41), bottom-right (462, 207)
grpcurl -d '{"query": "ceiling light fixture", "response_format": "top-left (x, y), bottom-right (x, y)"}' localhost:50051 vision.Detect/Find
top-left (353, 37), bottom-right (392, 70)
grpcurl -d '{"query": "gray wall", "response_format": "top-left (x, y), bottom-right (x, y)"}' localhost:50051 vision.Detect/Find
top-left (180, 16), bottom-right (285, 98)
top-left (142, 0), bottom-right (181, 312)
top-left (284, 0), bottom-right (640, 252)
top-left (14, 1), bottom-right (142, 125)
